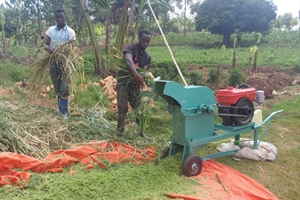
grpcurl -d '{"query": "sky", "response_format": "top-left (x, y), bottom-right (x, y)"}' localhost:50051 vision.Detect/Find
top-left (0, 0), bottom-right (299, 18)
top-left (273, 0), bottom-right (299, 17)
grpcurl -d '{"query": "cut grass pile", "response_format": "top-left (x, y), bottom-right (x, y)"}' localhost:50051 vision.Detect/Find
top-left (0, 154), bottom-right (201, 200)
top-left (0, 97), bottom-right (172, 160)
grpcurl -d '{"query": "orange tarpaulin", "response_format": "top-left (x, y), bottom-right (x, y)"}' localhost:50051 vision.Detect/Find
top-left (0, 141), bottom-right (277, 200)
top-left (167, 160), bottom-right (278, 200)
top-left (0, 140), bottom-right (156, 187)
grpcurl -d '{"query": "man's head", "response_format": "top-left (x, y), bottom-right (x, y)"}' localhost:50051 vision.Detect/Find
top-left (138, 30), bottom-right (152, 50)
top-left (55, 8), bottom-right (66, 28)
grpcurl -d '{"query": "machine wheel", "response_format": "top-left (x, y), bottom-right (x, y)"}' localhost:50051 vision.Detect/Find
top-left (233, 97), bottom-right (254, 125)
top-left (182, 155), bottom-right (203, 177)
top-left (160, 146), bottom-right (170, 159)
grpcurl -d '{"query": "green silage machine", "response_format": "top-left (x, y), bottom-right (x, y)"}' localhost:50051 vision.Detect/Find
top-left (153, 80), bottom-right (283, 177)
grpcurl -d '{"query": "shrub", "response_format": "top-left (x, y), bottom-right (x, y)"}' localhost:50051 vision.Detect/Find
top-left (0, 61), bottom-right (31, 85)
top-left (151, 61), bottom-right (187, 82)
top-left (73, 84), bottom-right (109, 108)
top-left (82, 54), bottom-right (95, 75)
top-left (228, 67), bottom-right (246, 87)
top-left (295, 65), bottom-right (300, 73)
top-left (188, 71), bottom-right (203, 86)
top-left (208, 68), bottom-right (218, 83)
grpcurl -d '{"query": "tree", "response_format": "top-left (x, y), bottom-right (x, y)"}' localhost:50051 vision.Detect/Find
top-left (191, 0), bottom-right (277, 46)
top-left (271, 13), bottom-right (298, 30)
top-left (172, 0), bottom-right (193, 36)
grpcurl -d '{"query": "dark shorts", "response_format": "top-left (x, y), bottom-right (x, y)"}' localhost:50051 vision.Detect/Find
top-left (116, 83), bottom-right (141, 114)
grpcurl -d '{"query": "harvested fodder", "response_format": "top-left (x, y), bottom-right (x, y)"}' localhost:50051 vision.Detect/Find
top-left (0, 99), bottom-right (152, 159)
top-left (114, 50), bottom-right (154, 87)
top-left (29, 42), bottom-right (83, 98)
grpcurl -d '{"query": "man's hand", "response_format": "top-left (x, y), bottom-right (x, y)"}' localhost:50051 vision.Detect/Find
top-left (142, 66), bottom-right (149, 70)
top-left (44, 36), bottom-right (54, 53)
top-left (134, 73), bottom-right (145, 89)
top-left (44, 47), bottom-right (54, 54)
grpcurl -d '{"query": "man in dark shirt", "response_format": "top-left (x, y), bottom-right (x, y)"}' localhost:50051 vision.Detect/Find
top-left (116, 30), bottom-right (152, 138)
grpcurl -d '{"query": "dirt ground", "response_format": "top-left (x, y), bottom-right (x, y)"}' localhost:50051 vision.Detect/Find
top-left (244, 66), bottom-right (299, 99)
top-left (189, 65), bottom-right (300, 100)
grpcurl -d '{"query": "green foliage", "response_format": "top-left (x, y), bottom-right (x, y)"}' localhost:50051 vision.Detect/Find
top-left (150, 30), bottom-right (299, 50)
top-left (82, 53), bottom-right (96, 75)
top-left (151, 31), bottom-right (223, 48)
top-left (148, 39), bottom-right (299, 69)
top-left (188, 71), bottom-right (203, 85)
top-left (295, 65), bottom-right (300, 73)
top-left (0, 61), bottom-right (30, 85)
top-left (73, 84), bottom-right (109, 108)
top-left (271, 13), bottom-right (298, 30)
top-left (103, 109), bottom-right (118, 121)
top-left (151, 61), bottom-right (187, 83)
top-left (231, 32), bottom-right (263, 47)
top-left (208, 67), bottom-right (218, 84)
top-left (263, 29), bottom-right (300, 48)
top-left (228, 67), bottom-right (246, 87)
top-left (192, 0), bottom-right (276, 46)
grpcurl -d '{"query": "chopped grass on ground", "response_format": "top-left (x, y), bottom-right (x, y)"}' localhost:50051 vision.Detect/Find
top-left (0, 154), bottom-right (199, 200)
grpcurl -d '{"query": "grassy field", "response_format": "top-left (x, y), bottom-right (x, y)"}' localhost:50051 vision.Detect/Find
top-left (0, 41), bottom-right (300, 199)
top-left (147, 45), bottom-right (300, 68)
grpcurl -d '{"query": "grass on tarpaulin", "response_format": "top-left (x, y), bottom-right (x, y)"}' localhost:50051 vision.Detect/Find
top-left (0, 152), bottom-right (200, 200)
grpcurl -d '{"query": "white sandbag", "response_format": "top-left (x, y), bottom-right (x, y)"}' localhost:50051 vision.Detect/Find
top-left (216, 140), bottom-right (277, 162)
top-left (216, 143), bottom-right (241, 152)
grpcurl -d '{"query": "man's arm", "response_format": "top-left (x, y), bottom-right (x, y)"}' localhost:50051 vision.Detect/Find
top-left (44, 35), bottom-right (54, 54)
top-left (124, 52), bottom-right (144, 89)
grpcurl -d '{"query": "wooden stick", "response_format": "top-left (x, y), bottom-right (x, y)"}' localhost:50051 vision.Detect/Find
top-left (146, 0), bottom-right (188, 86)
top-left (216, 173), bottom-right (227, 192)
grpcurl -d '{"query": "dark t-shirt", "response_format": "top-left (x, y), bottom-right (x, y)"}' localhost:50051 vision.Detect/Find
top-left (123, 43), bottom-right (151, 69)
top-left (117, 43), bottom-right (151, 84)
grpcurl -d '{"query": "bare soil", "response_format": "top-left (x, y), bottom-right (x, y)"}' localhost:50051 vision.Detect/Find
top-left (244, 66), bottom-right (298, 99)
top-left (187, 65), bottom-right (300, 99)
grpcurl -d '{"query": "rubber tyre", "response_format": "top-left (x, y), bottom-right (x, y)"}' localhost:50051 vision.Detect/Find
top-left (182, 155), bottom-right (203, 177)
top-left (160, 146), bottom-right (170, 159)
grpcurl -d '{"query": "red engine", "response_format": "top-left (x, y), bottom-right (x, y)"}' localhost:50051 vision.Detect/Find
top-left (216, 86), bottom-right (257, 126)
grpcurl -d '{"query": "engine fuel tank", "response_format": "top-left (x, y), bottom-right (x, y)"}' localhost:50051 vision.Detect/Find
top-left (217, 86), bottom-right (256, 106)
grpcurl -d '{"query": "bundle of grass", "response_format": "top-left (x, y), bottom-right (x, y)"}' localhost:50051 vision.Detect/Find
top-left (29, 41), bottom-right (83, 98)
top-left (114, 48), bottom-right (154, 87)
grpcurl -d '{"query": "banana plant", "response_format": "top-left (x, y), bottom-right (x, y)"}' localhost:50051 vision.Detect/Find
top-left (0, 8), bottom-right (5, 55)
top-left (79, 0), bottom-right (105, 75)
top-left (216, 45), bottom-right (226, 89)
top-left (247, 45), bottom-right (258, 75)
top-left (131, 0), bottom-right (172, 43)
top-left (253, 32), bottom-right (262, 71)
top-left (232, 37), bottom-right (237, 68)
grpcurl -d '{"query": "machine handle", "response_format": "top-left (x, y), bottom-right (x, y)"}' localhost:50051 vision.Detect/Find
top-left (253, 109), bottom-right (284, 129)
